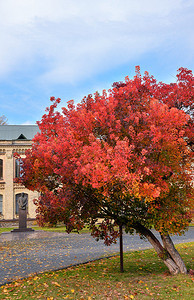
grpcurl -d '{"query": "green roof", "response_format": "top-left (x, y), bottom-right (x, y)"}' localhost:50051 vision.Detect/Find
top-left (0, 125), bottom-right (39, 140)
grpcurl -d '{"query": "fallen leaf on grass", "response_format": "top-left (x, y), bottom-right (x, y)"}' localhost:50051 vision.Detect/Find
top-left (43, 282), bottom-right (49, 288)
top-left (34, 276), bottom-right (39, 281)
top-left (51, 281), bottom-right (61, 287)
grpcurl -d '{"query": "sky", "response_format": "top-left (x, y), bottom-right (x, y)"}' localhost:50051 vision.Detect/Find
top-left (0, 0), bottom-right (193, 125)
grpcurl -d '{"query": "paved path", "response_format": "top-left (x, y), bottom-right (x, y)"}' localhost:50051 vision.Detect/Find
top-left (0, 228), bottom-right (193, 286)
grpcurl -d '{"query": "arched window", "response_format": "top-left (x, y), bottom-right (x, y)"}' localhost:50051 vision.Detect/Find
top-left (0, 194), bottom-right (3, 214)
top-left (15, 193), bottom-right (28, 214)
top-left (15, 159), bottom-right (23, 178)
top-left (0, 159), bottom-right (3, 179)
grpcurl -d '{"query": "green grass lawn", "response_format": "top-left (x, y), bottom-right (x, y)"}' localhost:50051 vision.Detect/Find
top-left (1, 223), bottom-right (193, 235)
top-left (0, 227), bottom-right (13, 234)
top-left (0, 242), bottom-right (193, 299)
top-left (0, 225), bottom-right (90, 234)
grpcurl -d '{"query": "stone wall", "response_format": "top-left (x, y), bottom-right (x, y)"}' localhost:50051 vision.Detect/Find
top-left (0, 219), bottom-right (37, 228)
top-left (0, 140), bottom-right (39, 221)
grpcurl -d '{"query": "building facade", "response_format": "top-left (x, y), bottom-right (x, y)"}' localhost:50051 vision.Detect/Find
top-left (0, 125), bottom-right (39, 222)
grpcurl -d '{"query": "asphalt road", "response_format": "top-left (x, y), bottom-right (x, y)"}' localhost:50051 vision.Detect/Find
top-left (0, 227), bottom-right (193, 286)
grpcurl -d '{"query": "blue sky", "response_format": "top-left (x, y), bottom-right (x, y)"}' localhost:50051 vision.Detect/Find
top-left (0, 0), bottom-right (193, 125)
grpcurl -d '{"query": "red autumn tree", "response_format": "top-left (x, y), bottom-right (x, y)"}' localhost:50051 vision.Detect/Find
top-left (19, 67), bottom-right (193, 275)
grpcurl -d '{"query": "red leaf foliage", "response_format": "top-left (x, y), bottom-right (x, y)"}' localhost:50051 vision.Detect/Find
top-left (20, 67), bottom-right (194, 244)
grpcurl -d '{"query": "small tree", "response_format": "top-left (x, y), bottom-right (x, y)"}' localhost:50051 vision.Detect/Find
top-left (20, 67), bottom-right (193, 275)
top-left (0, 115), bottom-right (8, 125)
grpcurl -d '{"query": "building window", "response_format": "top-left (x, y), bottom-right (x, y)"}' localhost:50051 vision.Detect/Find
top-left (15, 159), bottom-right (23, 178)
top-left (0, 194), bottom-right (2, 214)
top-left (0, 159), bottom-right (3, 179)
top-left (15, 193), bottom-right (28, 214)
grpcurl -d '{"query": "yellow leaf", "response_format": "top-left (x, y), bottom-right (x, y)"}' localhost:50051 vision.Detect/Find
top-left (14, 282), bottom-right (21, 286)
top-left (34, 276), bottom-right (39, 281)
top-left (71, 289), bottom-right (75, 293)
top-left (129, 296), bottom-right (134, 299)
top-left (52, 281), bottom-right (61, 287)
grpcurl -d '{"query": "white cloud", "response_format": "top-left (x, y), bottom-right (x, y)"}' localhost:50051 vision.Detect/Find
top-left (21, 121), bottom-right (36, 125)
top-left (0, 0), bottom-right (193, 84)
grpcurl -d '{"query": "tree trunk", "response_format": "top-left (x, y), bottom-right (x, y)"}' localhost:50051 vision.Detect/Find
top-left (161, 234), bottom-right (188, 274)
top-left (134, 223), bottom-right (180, 275)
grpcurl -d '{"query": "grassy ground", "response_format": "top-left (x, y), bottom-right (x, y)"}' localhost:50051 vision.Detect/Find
top-left (0, 225), bottom-right (92, 234)
top-left (0, 242), bottom-right (193, 300)
top-left (1, 221), bottom-right (194, 235)
top-left (0, 228), bottom-right (13, 234)
top-left (1, 223), bottom-right (193, 235)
